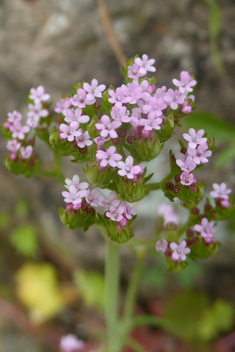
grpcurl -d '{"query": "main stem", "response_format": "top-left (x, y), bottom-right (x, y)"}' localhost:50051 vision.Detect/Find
top-left (104, 239), bottom-right (121, 352)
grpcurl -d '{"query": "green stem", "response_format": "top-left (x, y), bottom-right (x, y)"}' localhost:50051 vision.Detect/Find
top-left (104, 239), bottom-right (121, 352)
top-left (127, 338), bottom-right (147, 352)
top-left (130, 314), bottom-right (165, 328)
top-left (34, 169), bottom-right (56, 179)
top-left (121, 255), bottom-right (144, 349)
top-left (52, 150), bottom-right (65, 184)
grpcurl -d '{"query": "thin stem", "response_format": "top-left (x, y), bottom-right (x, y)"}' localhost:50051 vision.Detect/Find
top-left (121, 255), bottom-right (144, 349)
top-left (146, 170), bottom-right (175, 192)
top-left (97, 0), bottom-right (126, 70)
top-left (104, 239), bottom-right (121, 352)
top-left (127, 338), bottom-right (147, 352)
top-left (52, 150), bottom-right (65, 184)
top-left (34, 169), bottom-right (56, 179)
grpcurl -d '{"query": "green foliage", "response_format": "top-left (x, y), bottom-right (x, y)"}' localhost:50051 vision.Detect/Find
top-left (74, 269), bottom-right (105, 311)
top-left (198, 299), bottom-right (234, 341)
top-left (0, 210), bottom-right (11, 230)
top-left (10, 224), bottom-right (38, 257)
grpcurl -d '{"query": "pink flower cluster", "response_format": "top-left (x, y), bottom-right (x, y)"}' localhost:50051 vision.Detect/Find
top-left (176, 128), bottom-right (212, 186)
top-left (3, 86), bottom-right (51, 161)
top-left (62, 176), bottom-right (135, 230)
top-left (156, 239), bottom-right (191, 262)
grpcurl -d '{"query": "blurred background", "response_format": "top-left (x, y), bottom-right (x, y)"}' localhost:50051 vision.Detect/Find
top-left (1, 0), bottom-right (235, 351)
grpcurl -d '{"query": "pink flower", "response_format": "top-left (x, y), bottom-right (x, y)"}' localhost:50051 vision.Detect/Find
top-left (163, 89), bottom-right (186, 110)
top-left (106, 205), bottom-right (124, 222)
top-left (29, 85), bottom-right (50, 104)
top-left (83, 78), bottom-right (106, 104)
top-left (108, 86), bottom-right (131, 104)
top-left (96, 146), bottom-right (122, 168)
top-left (64, 175), bottom-right (89, 191)
top-left (54, 97), bottom-right (73, 115)
top-left (85, 188), bottom-right (102, 207)
top-left (117, 156), bottom-right (143, 180)
top-left (64, 108), bottom-right (89, 124)
top-left (76, 130), bottom-right (93, 148)
top-left (72, 88), bottom-right (88, 108)
top-left (158, 203), bottom-right (179, 226)
top-left (194, 218), bottom-right (215, 239)
top-left (62, 184), bottom-right (87, 205)
top-left (180, 171), bottom-right (194, 186)
top-left (172, 71), bottom-right (197, 95)
top-left (96, 115), bottom-right (122, 138)
top-left (6, 139), bottom-right (21, 152)
top-left (134, 54), bottom-right (156, 76)
top-left (10, 121), bottom-right (30, 140)
top-left (170, 240), bottom-right (191, 261)
top-left (111, 103), bottom-right (130, 123)
top-left (156, 239), bottom-right (168, 252)
top-left (20, 145), bottom-right (33, 159)
top-left (27, 102), bottom-right (48, 119)
top-left (7, 110), bottom-right (22, 123)
top-left (138, 114), bottom-right (162, 132)
top-left (59, 122), bottom-right (82, 142)
top-left (183, 128), bottom-right (207, 149)
top-left (210, 183), bottom-right (232, 200)
top-left (59, 334), bottom-right (84, 352)
top-left (128, 63), bottom-right (143, 79)
top-left (187, 143), bottom-right (212, 164)
top-left (142, 96), bottom-right (167, 118)
top-left (94, 136), bottom-right (109, 150)
top-left (176, 156), bottom-right (196, 172)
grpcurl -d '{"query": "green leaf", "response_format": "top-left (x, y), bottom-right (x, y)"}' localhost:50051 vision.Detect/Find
top-left (198, 299), bottom-right (234, 341)
top-left (10, 224), bottom-right (38, 257)
top-left (74, 269), bottom-right (105, 311)
top-left (0, 211), bottom-right (11, 230)
top-left (215, 142), bottom-right (235, 168)
top-left (183, 110), bottom-right (235, 140)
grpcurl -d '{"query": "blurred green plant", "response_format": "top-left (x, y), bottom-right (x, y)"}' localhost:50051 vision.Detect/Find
top-left (203, 0), bottom-right (225, 74)
top-left (74, 269), bottom-right (105, 311)
top-left (10, 224), bottom-right (38, 258)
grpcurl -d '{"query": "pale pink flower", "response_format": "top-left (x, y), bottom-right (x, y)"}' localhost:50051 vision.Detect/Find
top-left (85, 188), bottom-right (102, 207)
top-left (117, 156), bottom-right (143, 180)
top-left (96, 146), bottom-right (122, 168)
top-left (128, 63), bottom-right (143, 79)
top-left (111, 103), bottom-right (131, 123)
top-left (7, 110), bottom-right (22, 123)
top-left (64, 175), bottom-right (89, 191)
top-left (172, 71), bottom-right (197, 95)
top-left (20, 145), bottom-right (33, 159)
top-left (27, 102), bottom-right (48, 119)
top-left (10, 121), bottom-right (30, 140)
top-left (163, 89), bottom-right (186, 110)
top-left (156, 239), bottom-right (168, 252)
top-left (170, 240), bottom-right (191, 261)
top-left (94, 136), bottom-right (109, 150)
top-left (64, 108), bottom-right (89, 124)
top-left (194, 218), bottom-right (215, 239)
top-left (29, 85), bottom-right (50, 104)
top-left (83, 79), bottom-right (106, 103)
top-left (59, 122), bottom-right (82, 142)
top-left (60, 334), bottom-right (84, 352)
top-left (72, 88), bottom-right (88, 108)
top-left (106, 205), bottom-right (124, 222)
top-left (210, 183), bottom-right (232, 200)
top-left (76, 131), bottom-right (93, 148)
top-left (6, 139), bottom-right (21, 152)
top-left (158, 203), bottom-right (179, 226)
top-left (96, 115), bottom-right (122, 139)
top-left (183, 128), bottom-right (207, 149)
top-left (134, 54), bottom-right (156, 75)
top-left (176, 155), bottom-right (196, 172)
top-left (54, 97), bottom-right (73, 115)
top-left (180, 171), bottom-right (194, 186)
top-left (62, 184), bottom-right (87, 205)
top-left (187, 144), bottom-right (212, 164)
top-left (108, 86), bottom-right (131, 104)
top-left (138, 114), bottom-right (162, 132)
top-left (26, 117), bottom-right (39, 128)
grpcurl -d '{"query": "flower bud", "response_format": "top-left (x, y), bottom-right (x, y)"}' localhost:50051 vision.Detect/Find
top-left (131, 134), bottom-right (162, 162)
top-left (59, 206), bottom-right (96, 231)
top-left (49, 127), bottom-right (74, 156)
top-left (3, 154), bottom-right (40, 177)
top-left (98, 214), bottom-right (135, 244)
top-left (85, 161), bottom-right (117, 189)
top-left (156, 112), bottom-right (174, 142)
top-left (116, 177), bottom-right (149, 203)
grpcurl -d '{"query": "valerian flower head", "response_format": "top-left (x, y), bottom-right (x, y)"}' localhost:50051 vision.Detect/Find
top-left (59, 334), bottom-right (84, 352)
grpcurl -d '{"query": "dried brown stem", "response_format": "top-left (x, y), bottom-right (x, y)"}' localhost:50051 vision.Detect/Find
top-left (97, 0), bottom-right (126, 70)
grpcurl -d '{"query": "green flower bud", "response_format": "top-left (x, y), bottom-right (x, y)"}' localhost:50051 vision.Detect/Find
top-left (189, 236), bottom-right (220, 260)
top-left (132, 134), bottom-right (163, 162)
top-left (98, 214), bottom-right (135, 244)
top-left (49, 127), bottom-right (74, 156)
top-left (116, 177), bottom-right (149, 203)
top-left (3, 155), bottom-right (40, 178)
top-left (84, 161), bottom-right (117, 189)
top-left (59, 206), bottom-right (96, 231)
top-left (157, 112), bottom-right (174, 142)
